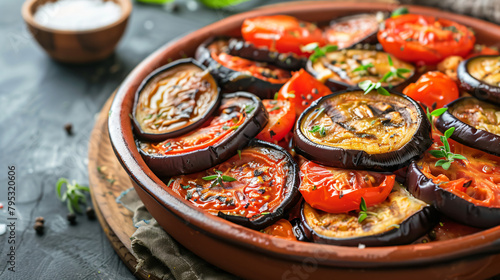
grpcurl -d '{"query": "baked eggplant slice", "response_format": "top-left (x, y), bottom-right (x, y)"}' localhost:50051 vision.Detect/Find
top-left (166, 139), bottom-right (300, 230)
top-left (195, 37), bottom-right (291, 99)
top-left (227, 38), bottom-right (306, 71)
top-left (132, 58), bottom-right (220, 142)
top-left (301, 183), bottom-right (437, 246)
top-left (436, 97), bottom-right (500, 156)
top-left (294, 89), bottom-right (431, 171)
top-left (406, 160), bottom-right (500, 228)
top-left (138, 92), bottom-right (268, 177)
top-left (324, 13), bottom-right (385, 49)
top-left (457, 55), bottom-right (500, 105)
top-left (306, 49), bottom-right (415, 92)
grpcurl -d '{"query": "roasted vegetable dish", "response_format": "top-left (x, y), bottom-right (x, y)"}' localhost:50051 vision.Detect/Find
top-left (130, 7), bottom-right (500, 247)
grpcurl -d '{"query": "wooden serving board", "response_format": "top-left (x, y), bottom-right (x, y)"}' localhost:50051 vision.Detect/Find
top-left (88, 95), bottom-right (161, 280)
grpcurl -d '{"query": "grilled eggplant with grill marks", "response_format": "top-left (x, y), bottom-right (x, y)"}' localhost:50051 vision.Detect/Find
top-left (294, 89), bottom-right (431, 171)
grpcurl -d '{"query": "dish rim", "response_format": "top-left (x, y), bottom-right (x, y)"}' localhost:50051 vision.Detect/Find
top-left (108, 1), bottom-right (500, 268)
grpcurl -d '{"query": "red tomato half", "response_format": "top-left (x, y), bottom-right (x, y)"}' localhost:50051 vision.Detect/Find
top-left (256, 99), bottom-right (295, 143)
top-left (262, 219), bottom-right (297, 241)
top-left (242, 15), bottom-right (326, 56)
top-left (277, 69), bottom-right (332, 115)
top-left (378, 14), bottom-right (475, 64)
top-left (299, 160), bottom-right (395, 213)
top-left (403, 71), bottom-right (459, 109)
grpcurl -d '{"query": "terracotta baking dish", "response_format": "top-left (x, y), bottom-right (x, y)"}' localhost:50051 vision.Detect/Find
top-left (108, 2), bottom-right (500, 279)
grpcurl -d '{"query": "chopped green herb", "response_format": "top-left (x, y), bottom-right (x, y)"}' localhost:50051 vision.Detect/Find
top-left (391, 7), bottom-right (409, 17)
top-left (426, 107), bottom-right (448, 130)
top-left (237, 150), bottom-right (242, 160)
top-left (244, 104), bottom-right (255, 114)
top-left (429, 127), bottom-right (467, 170)
top-left (269, 106), bottom-right (281, 112)
top-left (312, 185), bottom-right (317, 191)
top-left (305, 43), bottom-right (338, 62)
top-left (167, 178), bottom-right (174, 188)
top-left (274, 92), bottom-right (279, 100)
top-left (358, 197), bottom-right (378, 223)
top-left (182, 185), bottom-right (190, 190)
top-left (352, 62), bottom-right (374, 73)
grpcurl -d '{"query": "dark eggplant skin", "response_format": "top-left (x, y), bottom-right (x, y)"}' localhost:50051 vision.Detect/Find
top-left (290, 218), bottom-right (309, 242)
top-left (217, 139), bottom-right (301, 230)
top-left (132, 58), bottom-right (221, 142)
top-left (406, 162), bottom-right (500, 228)
top-left (195, 37), bottom-right (288, 99)
top-left (293, 89), bottom-right (432, 172)
top-left (300, 200), bottom-right (438, 247)
top-left (435, 97), bottom-right (500, 157)
top-left (457, 55), bottom-right (500, 106)
top-left (227, 38), bottom-right (306, 71)
top-left (138, 92), bottom-right (268, 178)
top-left (325, 13), bottom-right (386, 49)
top-left (306, 49), bottom-right (415, 93)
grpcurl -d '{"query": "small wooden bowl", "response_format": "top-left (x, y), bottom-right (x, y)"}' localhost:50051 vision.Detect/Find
top-left (21, 0), bottom-right (132, 63)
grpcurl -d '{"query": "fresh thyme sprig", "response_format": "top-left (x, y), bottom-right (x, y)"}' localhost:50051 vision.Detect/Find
top-left (56, 178), bottom-right (90, 214)
top-left (353, 62), bottom-right (374, 75)
top-left (302, 43), bottom-right (338, 62)
top-left (357, 55), bottom-right (411, 96)
top-left (426, 107), bottom-right (447, 130)
top-left (428, 127), bottom-right (467, 170)
top-left (358, 197), bottom-right (378, 223)
top-left (202, 170), bottom-right (237, 188)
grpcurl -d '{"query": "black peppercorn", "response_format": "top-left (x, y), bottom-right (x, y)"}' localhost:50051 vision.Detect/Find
top-left (33, 222), bottom-right (44, 235)
top-left (67, 213), bottom-right (77, 225)
top-left (64, 123), bottom-right (73, 135)
top-left (86, 206), bottom-right (96, 220)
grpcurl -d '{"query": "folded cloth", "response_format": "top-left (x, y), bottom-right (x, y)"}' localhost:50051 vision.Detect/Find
top-left (117, 188), bottom-right (239, 280)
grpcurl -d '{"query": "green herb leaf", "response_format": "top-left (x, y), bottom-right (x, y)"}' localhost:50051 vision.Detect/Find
top-left (358, 212), bottom-right (368, 223)
top-left (428, 150), bottom-right (446, 158)
top-left (388, 55), bottom-right (394, 67)
top-left (452, 154), bottom-right (467, 160)
top-left (431, 108), bottom-right (448, 117)
top-left (222, 175), bottom-right (237, 182)
top-left (444, 127), bottom-right (455, 139)
top-left (377, 87), bottom-right (391, 96)
top-left (391, 7), bottom-right (409, 17)
top-left (358, 80), bottom-right (373, 92)
top-left (353, 62), bottom-right (374, 73)
top-left (360, 197), bottom-right (367, 212)
top-left (237, 150), bottom-right (242, 160)
top-left (182, 185), bottom-right (190, 190)
top-left (274, 92), bottom-right (279, 100)
top-left (202, 175), bottom-right (218, 181)
top-left (309, 125), bottom-right (321, 133)
top-left (244, 105), bottom-right (255, 114)
top-left (269, 106), bottom-right (281, 112)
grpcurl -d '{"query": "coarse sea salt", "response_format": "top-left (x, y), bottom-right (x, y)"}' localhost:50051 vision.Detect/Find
top-left (34, 0), bottom-right (122, 31)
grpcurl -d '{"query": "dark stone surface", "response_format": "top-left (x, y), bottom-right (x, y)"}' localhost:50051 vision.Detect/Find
top-left (0, 0), bottom-right (283, 279)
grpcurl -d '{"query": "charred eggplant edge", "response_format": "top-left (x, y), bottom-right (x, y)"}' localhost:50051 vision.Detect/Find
top-left (435, 97), bottom-right (500, 157)
top-left (138, 91), bottom-right (269, 177)
top-left (132, 58), bottom-right (221, 142)
top-left (217, 139), bottom-right (301, 230)
top-left (406, 161), bottom-right (500, 228)
top-left (293, 89), bottom-right (432, 172)
top-left (195, 36), bottom-right (288, 99)
top-left (457, 55), bottom-right (500, 105)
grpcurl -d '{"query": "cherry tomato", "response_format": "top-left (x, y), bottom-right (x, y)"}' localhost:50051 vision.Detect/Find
top-left (378, 14), bottom-right (475, 64)
top-left (261, 219), bottom-right (297, 241)
top-left (299, 160), bottom-right (395, 213)
top-left (241, 15), bottom-right (326, 56)
top-left (403, 71), bottom-right (459, 109)
top-left (256, 99), bottom-right (295, 143)
top-left (277, 69), bottom-right (332, 115)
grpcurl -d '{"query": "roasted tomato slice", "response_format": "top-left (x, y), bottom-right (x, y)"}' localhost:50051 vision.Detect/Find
top-left (378, 14), bottom-right (475, 64)
top-left (261, 219), bottom-right (297, 241)
top-left (421, 131), bottom-right (500, 208)
top-left (241, 15), bottom-right (326, 56)
top-left (167, 140), bottom-right (300, 229)
top-left (138, 92), bottom-right (268, 177)
top-left (466, 45), bottom-right (500, 59)
top-left (403, 71), bottom-right (459, 109)
top-left (299, 160), bottom-right (395, 213)
top-left (277, 69), bottom-right (332, 115)
top-left (256, 99), bottom-right (295, 143)
top-left (212, 52), bottom-right (291, 84)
